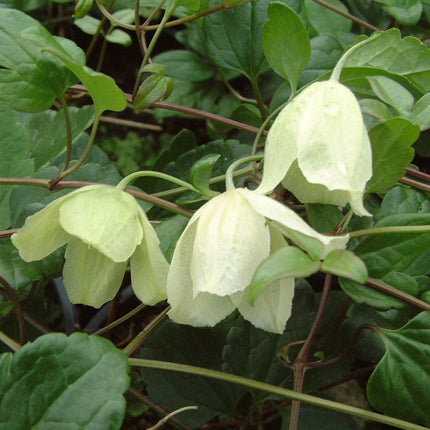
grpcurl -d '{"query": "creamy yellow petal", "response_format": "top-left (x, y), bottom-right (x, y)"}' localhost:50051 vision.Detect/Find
top-left (241, 188), bottom-right (349, 259)
top-left (129, 208), bottom-right (169, 305)
top-left (167, 220), bottom-right (235, 326)
top-left (191, 190), bottom-right (270, 297)
top-left (11, 194), bottom-right (71, 261)
top-left (59, 185), bottom-right (143, 262)
top-left (63, 237), bottom-right (127, 308)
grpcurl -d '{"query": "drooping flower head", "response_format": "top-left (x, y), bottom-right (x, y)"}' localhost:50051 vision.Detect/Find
top-left (166, 187), bottom-right (349, 334)
top-left (257, 80), bottom-right (372, 216)
top-left (12, 184), bottom-right (169, 308)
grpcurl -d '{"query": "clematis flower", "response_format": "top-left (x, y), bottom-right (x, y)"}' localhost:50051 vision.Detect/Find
top-left (12, 184), bottom-right (169, 308)
top-left (166, 188), bottom-right (349, 334)
top-left (257, 80), bottom-right (372, 216)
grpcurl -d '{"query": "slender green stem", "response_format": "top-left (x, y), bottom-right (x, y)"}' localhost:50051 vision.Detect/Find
top-left (132, 2), bottom-right (177, 99)
top-left (116, 170), bottom-right (201, 194)
top-left (349, 225), bottom-right (430, 239)
top-left (225, 154), bottom-right (263, 191)
top-left (250, 77), bottom-right (268, 120)
top-left (0, 330), bottom-right (20, 352)
top-left (123, 306), bottom-right (170, 356)
top-left (311, 0), bottom-right (380, 32)
top-left (129, 358), bottom-right (429, 430)
top-left (93, 303), bottom-right (147, 336)
top-left (58, 94), bottom-right (73, 173)
top-left (88, 0), bottom-right (115, 59)
top-left (51, 114), bottom-right (101, 186)
top-left (153, 166), bottom-right (254, 198)
top-left (331, 32), bottom-right (382, 82)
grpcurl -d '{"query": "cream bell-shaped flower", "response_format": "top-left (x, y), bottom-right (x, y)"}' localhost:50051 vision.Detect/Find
top-left (11, 184), bottom-right (169, 308)
top-left (166, 188), bottom-right (349, 334)
top-left (257, 80), bottom-right (372, 216)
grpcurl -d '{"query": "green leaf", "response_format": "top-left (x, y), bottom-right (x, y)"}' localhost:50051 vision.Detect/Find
top-left (355, 213), bottom-right (430, 278)
top-left (140, 320), bottom-right (245, 428)
top-left (410, 92), bottom-right (430, 130)
top-left (74, 15), bottom-right (100, 35)
top-left (0, 332), bottom-right (130, 429)
top-left (155, 215), bottom-right (189, 262)
top-left (373, 0), bottom-right (422, 26)
top-left (0, 9), bottom-right (81, 112)
top-left (280, 404), bottom-right (360, 430)
top-left (306, 204), bottom-right (344, 233)
top-left (367, 311), bottom-right (430, 425)
top-left (304, 0), bottom-right (352, 34)
top-left (262, 2), bottom-right (310, 92)
top-left (189, 153), bottom-right (220, 197)
top-left (74, 0), bottom-right (94, 18)
top-left (321, 250), bottom-right (368, 284)
top-left (248, 247), bottom-right (320, 305)
top-left (154, 50), bottom-right (213, 82)
top-left (105, 29), bottom-right (132, 46)
top-left (366, 118), bottom-right (418, 193)
top-left (18, 105), bottom-right (94, 170)
top-left (0, 102), bottom-right (34, 230)
top-left (202, 0), bottom-right (271, 79)
top-left (21, 25), bottom-right (127, 115)
top-left (343, 29), bottom-right (430, 94)
top-left (339, 272), bottom-right (420, 310)
top-left (367, 75), bottom-right (415, 114)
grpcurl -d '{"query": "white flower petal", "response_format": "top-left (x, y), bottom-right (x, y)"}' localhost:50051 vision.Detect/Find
top-left (167, 220), bottom-right (235, 326)
top-left (233, 277), bottom-right (295, 334)
top-left (282, 160), bottom-right (371, 217)
top-left (59, 185), bottom-right (143, 262)
top-left (63, 237), bottom-right (127, 308)
top-left (11, 194), bottom-right (71, 262)
top-left (256, 99), bottom-right (299, 194)
top-left (296, 81), bottom-right (372, 194)
top-left (191, 190), bottom-right (270, 296)
top-left (241, 188), bottom-right (349, 259)
top-left (129, 208), bottom-right (169, 306)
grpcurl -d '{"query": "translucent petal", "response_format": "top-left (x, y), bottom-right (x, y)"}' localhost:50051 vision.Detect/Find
top-left (59, 185), bottom-right (143, 262)
top-left (282, 160), bottom-right (371, 217)
top-left (241, 188), bottom-right (349, 258)
top-left (63, 237), bottom-right (127, 308)
top-left (296, 81), bottom-right (372, 194)
top-left (233, 277), bottom-right (295, 334)
top-left (11, 194), bottom-right (71, 262)
top-left (191, 190), bottom-right (270, 296)
top-left (256, 100), bottom-right (299, 194)
top-left (167, 220), bottom-right (235, 326)
top-left (129, 208), bottom-right (169, 306)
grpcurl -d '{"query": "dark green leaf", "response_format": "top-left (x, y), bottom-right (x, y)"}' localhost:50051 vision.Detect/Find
top-left (262, 2), bottom-right (310, 91)
top-left (18, 105), bottom-right (94, 170)
top-left (410, 92), bottom-right (430, 130)
top-left (304, 0), bottom-right (352, 34)
top-left (373, 0), bottom-right (422, 26)
top-left (366, 118), bottom-right (418, 193)
top-left (155, 215), bottom-right (189, 262)
top-left (0, 9), bottom-right (81, 112)
top-left (321, 250), bottom-right (368, 284)
top-left (202, 0), bottom-right (271, 79)
top-left (0, 332), bottom-right (130, 429)
top-left (367, 311), bottom-right (430, 425)
top-left (281, 403), bottom-right (360, 430)
top-left (248, 246), bottom-right (320, 304)
top-left (306, 204), bottom-right (344, 233)
top-left (0, 102), bottom-right (34, 230)
top-left (354, 213), bottom-right (430, 278)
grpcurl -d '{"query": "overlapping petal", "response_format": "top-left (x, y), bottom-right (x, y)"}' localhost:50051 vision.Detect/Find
top-left (257, 80), bottom-right (372, 216)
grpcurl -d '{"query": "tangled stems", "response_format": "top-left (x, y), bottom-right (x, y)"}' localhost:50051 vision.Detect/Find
top-left (225, 154), bottom-right (264, 191)
top-left (129, 358), bottom-right (429, 430)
